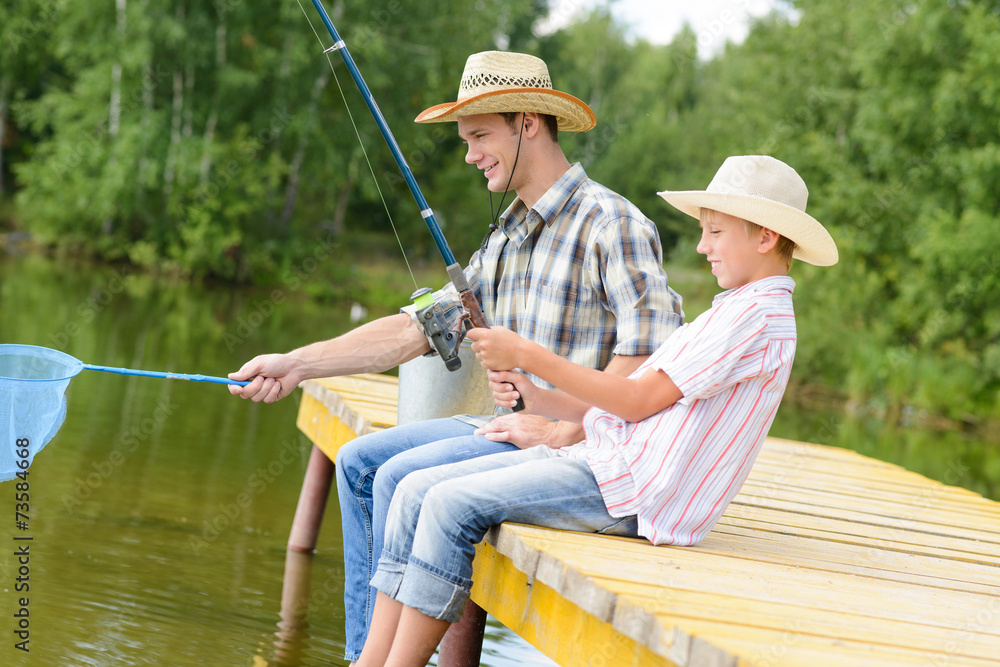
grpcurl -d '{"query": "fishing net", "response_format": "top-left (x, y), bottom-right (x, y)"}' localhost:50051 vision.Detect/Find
top-left (0, 343), bottom-right (248, 481)
top-left (0, 344), bottom-right (84, 482)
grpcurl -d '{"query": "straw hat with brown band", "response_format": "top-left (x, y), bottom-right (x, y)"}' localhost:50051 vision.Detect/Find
top-left (414, 51), bottom-right (596, 133)
top-left (658, 155), bottom-right (839, 267)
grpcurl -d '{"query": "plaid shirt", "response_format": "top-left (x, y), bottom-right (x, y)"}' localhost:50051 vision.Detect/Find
top-left (404, 163), bottom-right (683, 419)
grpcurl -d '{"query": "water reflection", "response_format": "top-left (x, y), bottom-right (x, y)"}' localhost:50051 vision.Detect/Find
top-left (0, 253), bottom-right (995, 666)
top-left (0, 254), bottom-right (558, 666)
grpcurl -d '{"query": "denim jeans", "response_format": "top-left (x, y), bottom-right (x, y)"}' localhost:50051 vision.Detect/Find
top-left (334, 417), bottom-right (517, 661)
top-left (370, 446), bottom-right (638, 623)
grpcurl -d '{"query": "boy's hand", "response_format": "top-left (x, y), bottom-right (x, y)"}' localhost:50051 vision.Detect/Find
top-left (466, 326), bottom-right (527, 371)
top-left (488, 369), bottom-right (537, 412)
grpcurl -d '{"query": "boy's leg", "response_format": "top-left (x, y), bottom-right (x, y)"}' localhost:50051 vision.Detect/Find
top-left (335, 417), bottom-right (477, 662)
top-left (386, 606), bottom-right (451, 667)
top-left (367, 435), bottom-right (518, 632)
top-left (355, 591), bottom-right (403, 667)
top-left (373, 447), bottom-right (634, 624)
top-left (358, 590), bottom-right (449, 667)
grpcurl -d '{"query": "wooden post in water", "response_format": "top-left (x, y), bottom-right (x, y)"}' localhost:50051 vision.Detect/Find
top-left (438, 601), bottom-right (488, 667)
top-left (287, 445), bottom-right (335, 552)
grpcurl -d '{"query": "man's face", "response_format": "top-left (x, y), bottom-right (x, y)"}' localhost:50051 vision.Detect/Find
top-left (457, 113), bottom-right (523, 193)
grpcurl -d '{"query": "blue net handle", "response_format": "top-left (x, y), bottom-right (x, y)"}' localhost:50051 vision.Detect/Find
top-left (83, 365), bottom-right (249, 386)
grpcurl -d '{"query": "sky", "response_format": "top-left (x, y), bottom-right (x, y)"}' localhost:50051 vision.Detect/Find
top-left (539, 0), bottom-right (792, 59)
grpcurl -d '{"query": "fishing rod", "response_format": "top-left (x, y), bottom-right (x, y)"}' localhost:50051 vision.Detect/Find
top-left (308, 3), bottom-right (500, 355)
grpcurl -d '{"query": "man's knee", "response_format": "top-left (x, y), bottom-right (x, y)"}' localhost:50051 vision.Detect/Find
top-left (334, 440), bottom-right (362, 480)
top-left (374, 453), bottom-right (418, 497)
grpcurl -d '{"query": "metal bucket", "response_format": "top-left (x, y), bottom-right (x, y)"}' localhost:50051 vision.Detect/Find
top-left (397, 339), bottom-right (494, 424)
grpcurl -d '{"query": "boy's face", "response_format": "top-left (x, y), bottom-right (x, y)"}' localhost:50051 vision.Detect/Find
top-left (458, 113), bottom-right (524, 194)
top-left (696, 210), bottom-right (773, 289)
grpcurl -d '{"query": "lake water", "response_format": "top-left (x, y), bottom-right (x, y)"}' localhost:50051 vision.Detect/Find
top-left (0, 252), bottom-right (996, 666)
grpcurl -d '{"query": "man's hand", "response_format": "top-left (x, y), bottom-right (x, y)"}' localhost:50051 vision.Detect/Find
top-left (228, 353), bottom-right (303, 403)
top-left (475, 413), bottom-right (555, 449)
top-left (476, 415), bottom-right (587, 449)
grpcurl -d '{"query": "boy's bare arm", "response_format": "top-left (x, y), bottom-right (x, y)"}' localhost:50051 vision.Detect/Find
top-left (487, 370), bottom-right (592, 422)
top-left (469, 327), bottom-right (681, 422)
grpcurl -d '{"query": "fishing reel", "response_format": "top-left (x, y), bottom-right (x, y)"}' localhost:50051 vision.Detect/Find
top-left (410, 288), bottom-right (467, 371)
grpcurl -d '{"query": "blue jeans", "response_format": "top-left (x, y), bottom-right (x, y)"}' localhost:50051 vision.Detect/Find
top-left (370, 446), bottom-right (638, 623)
top-left (334, 418), bottom-right (517, 661)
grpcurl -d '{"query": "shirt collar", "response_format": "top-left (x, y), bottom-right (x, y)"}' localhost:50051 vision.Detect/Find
top-left (499, 163), bottom-right (588, 244)
top-left (713, 275), bottom-right (796, 307)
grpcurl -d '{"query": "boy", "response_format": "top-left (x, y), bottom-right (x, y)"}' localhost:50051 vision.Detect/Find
top-left (355, 155), bottom-right (838, 666)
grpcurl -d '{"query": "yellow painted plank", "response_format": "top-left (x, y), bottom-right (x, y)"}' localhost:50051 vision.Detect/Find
top-left (471, 538), bottom-right (683, 667)
top-left (673, 617), bottom-right (1000, 667)
top-left (506, 524), bottom-right (1000, 594)
top-left (734, 482), bottom-right (1000, 534)
top-left (717, 506), bottom-right (1000, 565)
top-left (296, 377), bottom-right (396, 459)
top-left (610, 582), bottom-right (1000, 660)
top-left (699, 527), bottom-right (1000, 595)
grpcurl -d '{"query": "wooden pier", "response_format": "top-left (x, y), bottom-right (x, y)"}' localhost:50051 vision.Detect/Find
top-left (291, 374), bottom-right (1000, 666)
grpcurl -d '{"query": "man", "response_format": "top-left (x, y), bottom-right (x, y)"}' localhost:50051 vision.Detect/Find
top-left (228, 50), bottom-right (684, 663)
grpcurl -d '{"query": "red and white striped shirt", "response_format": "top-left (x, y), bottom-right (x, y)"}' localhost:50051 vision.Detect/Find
top-left (560, 276), bottom-right (796, 546)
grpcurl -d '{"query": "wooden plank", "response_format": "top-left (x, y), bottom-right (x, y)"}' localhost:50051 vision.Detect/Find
top-left (717, 506), bottom-right (1000, 566)
top-left (501, 527), bottom-right (999, 632)
top-left (700, 527), bottom-right (1000, 594)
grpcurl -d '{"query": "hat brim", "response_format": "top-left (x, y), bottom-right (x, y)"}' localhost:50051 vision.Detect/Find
top-left (415, 88), bottom-right (596, 133)
top-left (658, 190), bottom-right (839, 266)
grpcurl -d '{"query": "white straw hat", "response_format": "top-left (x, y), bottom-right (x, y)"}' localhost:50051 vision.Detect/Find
top-left (658, 155), bottom-right (838, 266)
top-left (414, 51), bottom-right (596, 133)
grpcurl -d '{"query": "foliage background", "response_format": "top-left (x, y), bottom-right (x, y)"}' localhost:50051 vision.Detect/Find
top-left (2, 0), bottom-right (999, 427)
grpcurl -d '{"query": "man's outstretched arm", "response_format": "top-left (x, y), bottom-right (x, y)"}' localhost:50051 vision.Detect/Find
top-left (228, 313), bottom-right (431, 403)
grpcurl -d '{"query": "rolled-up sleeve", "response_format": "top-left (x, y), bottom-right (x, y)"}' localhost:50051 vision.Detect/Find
top-left (594, 214), bottom-right (684, 357)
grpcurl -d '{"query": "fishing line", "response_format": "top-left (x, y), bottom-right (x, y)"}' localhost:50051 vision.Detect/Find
top-left (296, 0), bottom-right (418, 290)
